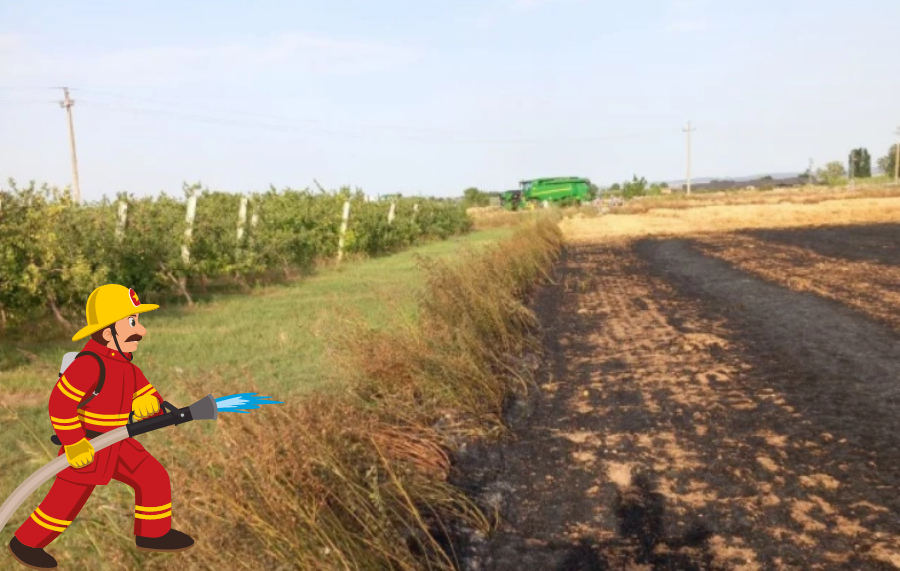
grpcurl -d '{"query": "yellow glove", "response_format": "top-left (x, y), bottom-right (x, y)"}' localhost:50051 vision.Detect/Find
top-left (132, 393), bottom-right (160, 420)
top-left (64, 438), bottom-right (95, 469)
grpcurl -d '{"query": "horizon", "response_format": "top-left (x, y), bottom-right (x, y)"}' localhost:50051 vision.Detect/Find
top-left (1, 0), bottom-right (899, 200)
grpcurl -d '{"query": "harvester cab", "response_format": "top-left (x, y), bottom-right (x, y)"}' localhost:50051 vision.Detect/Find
top-left (500, 189), bottom-right (524, 211)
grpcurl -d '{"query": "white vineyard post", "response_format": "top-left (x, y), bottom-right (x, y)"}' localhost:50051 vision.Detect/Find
top-left (388, 201), bottom-right (396, 224)
top-left (181, 188), bottom-right (198, 265)
top-left (236, 195), bottom-right (248, 243)
top-left (115, 200), bottom-right (128, 241)
top-left (248, 199), bottom-right (260, 250)
top-left (250, 201), bottom-right (259, 232)
top-left (337, 200), bottom-right (351, 263)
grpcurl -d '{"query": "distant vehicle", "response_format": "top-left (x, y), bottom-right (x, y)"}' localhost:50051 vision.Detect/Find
top-left (499, 177), bottom-right (593, 210)
top-left (500, 189), bottom-right (524, 210)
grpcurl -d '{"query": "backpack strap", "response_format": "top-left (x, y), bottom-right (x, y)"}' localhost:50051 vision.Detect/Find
top-left (71, 351), bottom-right (106, 408)
top-left (50, 351), bottom-right (106, 446)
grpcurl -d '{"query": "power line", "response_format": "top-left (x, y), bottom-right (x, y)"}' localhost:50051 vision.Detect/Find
top-left (76, 98), bottom-right (677, 144)
top-left (0, 99), bottom-right (58, 105)
top-left (74, 87), bottom-right (687, 143)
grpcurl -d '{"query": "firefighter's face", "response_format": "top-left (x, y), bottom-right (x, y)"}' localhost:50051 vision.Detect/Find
top-left (103, 314), bottom-right (146, 353)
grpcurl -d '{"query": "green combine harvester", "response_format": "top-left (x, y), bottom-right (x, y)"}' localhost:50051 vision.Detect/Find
top-left (500, 177), bottom-right (592, 210)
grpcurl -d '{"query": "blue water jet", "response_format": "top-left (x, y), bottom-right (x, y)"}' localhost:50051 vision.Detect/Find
top-left (215, 392), bottom-right (283, 413)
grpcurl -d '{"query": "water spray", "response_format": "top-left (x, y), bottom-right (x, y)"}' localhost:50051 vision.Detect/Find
top-left (0, 392), bottom-right (282, 534)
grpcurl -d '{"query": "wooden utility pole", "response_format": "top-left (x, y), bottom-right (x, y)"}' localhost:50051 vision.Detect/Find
top-left (683, 121), bottom-right (696, 195)
top-left (59, 88), bottom-right (81, 204)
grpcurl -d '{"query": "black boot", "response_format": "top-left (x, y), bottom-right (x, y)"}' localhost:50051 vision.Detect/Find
top-left (7, 537), bottom-right (57, 570)
top-left (135, 529), bottom-right (194, 553)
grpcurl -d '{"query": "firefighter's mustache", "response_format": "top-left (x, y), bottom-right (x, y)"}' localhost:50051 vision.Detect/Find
top-left (124, 334), bottom-right (143, 343)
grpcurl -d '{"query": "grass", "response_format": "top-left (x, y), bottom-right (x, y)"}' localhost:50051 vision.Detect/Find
top-left (0, 226), bottom-right (518, 570)
top-left (149, 217), bottom-right (562, 571)
top-left (2, 227), bottom-right (513, 398)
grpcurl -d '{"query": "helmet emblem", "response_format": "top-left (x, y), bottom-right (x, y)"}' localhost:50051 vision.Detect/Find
top-left (129, 288), bottom-right (141, 307)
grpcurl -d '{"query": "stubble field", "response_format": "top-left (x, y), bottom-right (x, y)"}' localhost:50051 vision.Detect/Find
top-left (460, 194), bottom-right (900, 570)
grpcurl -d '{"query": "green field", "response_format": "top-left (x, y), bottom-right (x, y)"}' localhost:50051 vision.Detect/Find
top-left (0, 227), bottom-right (513, 564)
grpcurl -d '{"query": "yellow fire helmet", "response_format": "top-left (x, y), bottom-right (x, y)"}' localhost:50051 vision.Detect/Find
top-left (72, 284), bottom-right (160, 341)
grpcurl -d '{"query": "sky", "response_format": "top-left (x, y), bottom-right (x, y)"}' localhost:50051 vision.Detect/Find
top-left (1, 0), bottom-right (898, 200)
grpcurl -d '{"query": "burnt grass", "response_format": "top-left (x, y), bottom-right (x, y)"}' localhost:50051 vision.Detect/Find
top-left (741, 223), bottom-right (900, 267)
top-left (445, 232), bottom-right (900, 570)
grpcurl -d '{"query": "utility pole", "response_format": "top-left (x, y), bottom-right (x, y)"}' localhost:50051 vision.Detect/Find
top-left (808, 158), bottom-right (814, 185)
top-left (59, 88), bottom-right (81, 204)
top-left (894, 128), bottom-right (900, 185)
top-left (683, 121), bottom-right (696, 195)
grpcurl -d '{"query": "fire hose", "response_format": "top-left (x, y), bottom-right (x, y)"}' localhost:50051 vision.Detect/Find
top-left (0, 394), bottom-right (218, 535)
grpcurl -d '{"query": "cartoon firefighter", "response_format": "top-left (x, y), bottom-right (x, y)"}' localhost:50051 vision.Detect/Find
top-left (7, 284), bottom-right (194, 570)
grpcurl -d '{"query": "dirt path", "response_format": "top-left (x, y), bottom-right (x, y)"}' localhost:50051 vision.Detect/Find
top-left (456, 241), bottom-right (900, 570)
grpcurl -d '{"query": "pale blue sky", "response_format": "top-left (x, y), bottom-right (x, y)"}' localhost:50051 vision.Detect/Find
top-left (1, 0), bottom-right (898, 200)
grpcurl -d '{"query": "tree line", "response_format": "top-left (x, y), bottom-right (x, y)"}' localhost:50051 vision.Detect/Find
top-left (813, 144), bottom-right (898, 185)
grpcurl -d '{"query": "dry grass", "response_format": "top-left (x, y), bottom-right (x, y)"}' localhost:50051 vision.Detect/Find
top-left (561, 195), bottom-right (900, 242)
top-left (465, 207), bottom-right (544, 230)
top-left (613, 183), bottom-right (900, 215)
top-left (82, 218), bottom-right (563, 571)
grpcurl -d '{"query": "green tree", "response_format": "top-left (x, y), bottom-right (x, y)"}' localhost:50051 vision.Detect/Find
top-left (609, 183), bottom-right (621, 191)
top-left (848, 148), bottom-right (872, 178)
top-left (877, 144), bottom-right (899, 178)
top-left (461, 187), bottom-right (490, 208)
top-left (622, 175), bottom-right (648, 199)
top-left (816, 161), bottom-right (847, 185)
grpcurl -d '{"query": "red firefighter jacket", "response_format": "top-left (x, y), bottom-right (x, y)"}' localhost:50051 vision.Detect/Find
top-left (48, 339), bottom-right (163, 485)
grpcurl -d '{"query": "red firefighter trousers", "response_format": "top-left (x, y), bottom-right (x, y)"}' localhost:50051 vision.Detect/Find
top-left (14, 440), bottom-right (172, 549)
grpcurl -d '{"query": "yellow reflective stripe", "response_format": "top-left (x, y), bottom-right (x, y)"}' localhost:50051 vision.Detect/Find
top-left (60, 376), bottom-right (85, 397)
top-left (53, 423), bottom-right (82, 430)
top-left (57, 383), bottom-right (82, 403)
top-left (136, 503), bottom-right (171, 512)
top-left (50, 416), bottom-right (80, 423)
top-left (31, 513), bottom-right (66, 532)
top-left (36, 507), bottom-right (72, 526)
top-left (79, 417), bottom-right (128, 426)
top-left (134, 511), bottom-right (171, 520)
top-left (133, 384), bottom-right (155, 398)
top-left (79, 410), bottom-right (130, 420)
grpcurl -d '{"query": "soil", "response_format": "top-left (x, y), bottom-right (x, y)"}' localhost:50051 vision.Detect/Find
top-left (451, 227), bottom-right (900, 570)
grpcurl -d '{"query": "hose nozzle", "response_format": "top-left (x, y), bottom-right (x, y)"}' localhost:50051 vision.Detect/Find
top-left (188, 394), bottom-right (218, 421)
